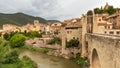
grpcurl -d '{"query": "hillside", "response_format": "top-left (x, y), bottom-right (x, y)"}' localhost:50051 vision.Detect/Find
top-left (0, 13), bottom-right (60, 27)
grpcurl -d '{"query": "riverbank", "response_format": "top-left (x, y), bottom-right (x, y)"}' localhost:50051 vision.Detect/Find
top-left (20, 45), bottom-right (89, 68)
top-left (19, 49), bottom-right (81, 68)
top-left (25, 38), bottom-right (81, 59)
top-left (21, 45), bottom-right (51, 54)
top-left (0, 38), bottom-right (37, 68)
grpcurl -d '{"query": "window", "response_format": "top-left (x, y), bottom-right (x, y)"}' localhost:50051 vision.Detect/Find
top-left (99, 19), bottom-right (101, 21)
top-left (70, 31), bottom-right (72, 33)
top-left (67, 31), bottom-right (69, 34)
top-left (105, 26), bottom-right (107, 29)
top-left (67, 31), bottom-right (72, 34)
top-left (108, 26), bottom-right (110, 29)
top-left (109, 31), bottom-right (114, 34)
top-left (104, 31), bottom-right (107, 34)
top-left (116, 31), bottom-right (120, 34)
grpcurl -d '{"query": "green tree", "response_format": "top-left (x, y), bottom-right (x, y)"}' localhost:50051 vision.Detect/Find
top-left (10, 34), bottom-right (25, 48)
top-left (48, 37), bottom-right (61, 45)
top-left (18, 56), bottom-right (37, 68)
top-left (25, 31), bottom-right (42, 38)
top-left (107, 6), bottom-right (116, 15)
top-left (94, 8), bottom-right (100, 14)
top-left (66, 38), bottom-right (79, 48)
top-left (3, 33), bottom-right (10, 40)
top-left (3, 31), bottom-right (18, 40)
top-left (87, 10), bottom-right (93, 15)
top-left (3, 50), bottom-right (19, 64)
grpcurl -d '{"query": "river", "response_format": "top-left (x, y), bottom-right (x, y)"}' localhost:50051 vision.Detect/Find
top-left (19, 50), bottom-right (81, 68)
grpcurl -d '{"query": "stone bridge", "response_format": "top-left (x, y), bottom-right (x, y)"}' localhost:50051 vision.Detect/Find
top-left (83, 33), bottom-right (120, 68)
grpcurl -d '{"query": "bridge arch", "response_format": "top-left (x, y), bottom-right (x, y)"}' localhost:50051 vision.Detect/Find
top-left (92, 48), bottom-right (101, 68)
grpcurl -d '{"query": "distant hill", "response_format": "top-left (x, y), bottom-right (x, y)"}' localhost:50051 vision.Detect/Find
top-left (0, 13), bottom-right (60, 27)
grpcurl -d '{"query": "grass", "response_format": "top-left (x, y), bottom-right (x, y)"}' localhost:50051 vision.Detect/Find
top-left (21, 46), bottom-right (51, 54)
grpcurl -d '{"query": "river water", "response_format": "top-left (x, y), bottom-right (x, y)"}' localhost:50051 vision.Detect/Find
top-left (19, 50), bottom-right (81, 68)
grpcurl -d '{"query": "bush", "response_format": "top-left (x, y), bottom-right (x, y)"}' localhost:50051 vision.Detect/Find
top-left (3, 33), bottom-right (10, 40)
top-left (93, 6), bottom-right (117, 15)
top-left (0, 38), bottom-right (37, 68)
top-left (3, 50), bottom-right (19, 64)
top-left (66, 38), bottom-right (79, 48)
top-left (3, 31), bottom-right (18, 40)
top-left (48, 37), bottom-right (61, 45)
top-left (25, 31), bottom-right (42, 38)
top-left (76, 54), bottom-right (88, 68)
top-left (10, 34), bottom-right (25, 48)
top-left (18, 56), bottom-right (37, 68)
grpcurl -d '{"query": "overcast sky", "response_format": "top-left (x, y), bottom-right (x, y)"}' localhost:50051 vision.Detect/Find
top-left (0, 0), bottom-right (120, 21)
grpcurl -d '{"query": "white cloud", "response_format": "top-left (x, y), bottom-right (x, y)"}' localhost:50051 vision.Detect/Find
top-left (0, 0), bottom-right (120, 21)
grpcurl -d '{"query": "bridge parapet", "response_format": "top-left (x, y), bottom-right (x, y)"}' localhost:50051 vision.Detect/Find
top-left (86, 33), bottom-right (120, 42)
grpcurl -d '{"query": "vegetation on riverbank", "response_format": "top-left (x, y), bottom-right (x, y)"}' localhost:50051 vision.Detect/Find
top-left (10, 34), bottom-right (26, 48)
top-left (48, 36), bottom-right (61, 45)
top-left (0, 38), bottom-right (37, 68)
top-left (21, 46), bottom-right (51, 54)
top-left (1, 31), bottom-right (86, 68)
top-left (75, 53), bottom-right (89, 68)
top-left (1, 55), bottom-right (37, 68)
top-left (66, 38), bottom-right (79, 48)
top-left (23, 31), bottom-right (42, 38)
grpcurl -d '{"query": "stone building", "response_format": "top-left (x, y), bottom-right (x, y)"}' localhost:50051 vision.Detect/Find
top-left (104, 2), bottom-right (110, 9)
top-left (105, 9), bottom-right (120, 29)
top-left (3, 24), bottom-right (17, 31)
top-left (51, 22), bottom-right (62, 35)
top-left (61, 18), bottom-right (82, 46)
top-left (44, 23), bottom-right (52, 35)
top-left (20, 20), bottom-right (44, 32)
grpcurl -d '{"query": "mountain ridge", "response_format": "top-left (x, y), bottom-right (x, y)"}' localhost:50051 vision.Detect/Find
top-left (0, 12), bottom-right (60, 27)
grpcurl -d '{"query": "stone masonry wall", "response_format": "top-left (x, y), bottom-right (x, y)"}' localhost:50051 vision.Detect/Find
top-left (86, 34), bottom-right (120, 68)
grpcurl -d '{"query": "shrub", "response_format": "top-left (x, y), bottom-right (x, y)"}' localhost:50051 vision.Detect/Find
top-left (21, 46), bottom-right (50, 54)
top-left (3, 50), bottom-right (19, 64)
top-left (76, 54), bottom-right (88, 68)
top-left (48, 37), bottom-right (61, 45)
top-left (3, 31), bottom-right (18, 40)
top-left (10, 34), bottom-right (25, 48)
top-left (93, 6), bottom-right (116, 15)
top-left (66, 38), bottom-right (79, 48)
top-left (3, 33), bottom-right (10, 40)
top-left (18, 56), bottom-right (37, 68)
top-left (25, 31), bottom-right (42, 38)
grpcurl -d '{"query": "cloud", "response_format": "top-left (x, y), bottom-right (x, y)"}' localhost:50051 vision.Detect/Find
top-left (0, 0), bottom-right (120, 21)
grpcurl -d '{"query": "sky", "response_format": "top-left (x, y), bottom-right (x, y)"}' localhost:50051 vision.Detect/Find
top-left (0, 0), bottom-right (120, 21)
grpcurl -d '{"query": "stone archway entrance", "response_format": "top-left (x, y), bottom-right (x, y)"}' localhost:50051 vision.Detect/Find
top-left (92, 49), bottom-right (101, 68)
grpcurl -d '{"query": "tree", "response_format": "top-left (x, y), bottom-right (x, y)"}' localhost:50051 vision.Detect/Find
top-left (3, 31), bottom-right (18, 40)
top-left (3, 33), bottom-right (10, 40)
top-left (25, 31), bottom-right (42, 38)
top-left (107, 6), bottom-right (116, 15)
top-left (48, 37), bottom-right (61, 45)
top-left (87, 10), bottom-right (93, 15)
top-left (66, 38), bottom-right (79, 48)
top-left (10, 34), bottom-right (25, 48)
top-left (3, 50), bottom-right (19, 63)
top-left (94, 8), bottom-right (100, 14)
